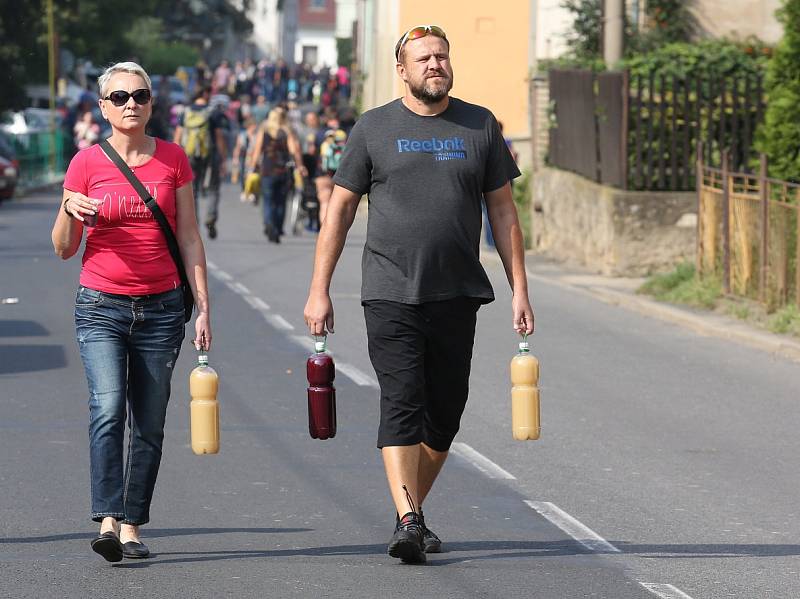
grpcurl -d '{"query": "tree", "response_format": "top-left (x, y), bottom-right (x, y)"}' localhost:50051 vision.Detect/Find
top-left (756, 0), bottom-right (800, 181)
top-left (0, 2), bottom-right (48, 110)
top-left (561, 0), bottom-right (602, 61)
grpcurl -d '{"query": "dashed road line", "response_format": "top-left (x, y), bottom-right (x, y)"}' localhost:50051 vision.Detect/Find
top-left (250, 296), bottom-right (270, 311)
top-left (290, 335), bottom-right (314, 351)
top-left (524, 501), bottom-right (620, 554)
top-left (230, 282), bottom-right (251, 295)
top-left (213, 270), bottom-right (233, 282)
top-left (336, 363), bottom-right (379, 388)
top-left (639, 583), bottom-right (695, 599)
top-left (265, 313), bottom-right (294, 331)
top-left (451, 442), bottom-right (516, 480)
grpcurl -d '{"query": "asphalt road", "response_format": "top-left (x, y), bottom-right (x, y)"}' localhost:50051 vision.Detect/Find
top-left (1, 184), bottom-right (798, 599)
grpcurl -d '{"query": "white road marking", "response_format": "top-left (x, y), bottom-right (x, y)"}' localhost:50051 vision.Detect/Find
top-left (242, 295), bottom-right (262, 310)
top-left (250, 297), bottom-right (270, 311)
top-left (639, 583), bottom-right (695, 599)
top-left (524, 501), bottom-right (620, 554)
top-left (213, 270), bottom-right (233, 282)
top-left (451, 442), bottom-right (516, 480)
top-left (290, 335), bottom-right (314, 351)
top-left (230, 282), bottom-right (251, 295)
top-left (206, 261), bottom-right (218, 270)
top-left (336, 363), bottom-right (379, 388)
top-left (265, 314), bottom-right (294, 331)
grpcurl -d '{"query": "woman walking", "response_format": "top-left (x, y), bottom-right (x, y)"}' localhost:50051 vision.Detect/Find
top-left (250, 106), bottom-right (304, 243)
top-left (51, 62), bottom-right (212, 562)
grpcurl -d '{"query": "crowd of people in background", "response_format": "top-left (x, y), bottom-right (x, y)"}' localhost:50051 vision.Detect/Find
top-left (59, 57), bottom-right (355, 244)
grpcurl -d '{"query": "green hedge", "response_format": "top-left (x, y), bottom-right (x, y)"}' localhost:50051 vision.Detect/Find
top-left (755, 0), bottom-right (800, 181)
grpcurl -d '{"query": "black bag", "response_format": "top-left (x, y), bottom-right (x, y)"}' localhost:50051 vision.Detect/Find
top-left (99, 140), bottom-right (195, 323)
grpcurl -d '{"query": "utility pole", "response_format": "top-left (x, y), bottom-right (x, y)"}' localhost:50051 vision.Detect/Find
top-left (603, 0), bottom-right (624, 67)
top-left (46, 0), bottom-right (56, 172)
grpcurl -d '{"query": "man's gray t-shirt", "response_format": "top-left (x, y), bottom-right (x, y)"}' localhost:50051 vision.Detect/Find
top-left (333, 97), bottom-right (521, 305)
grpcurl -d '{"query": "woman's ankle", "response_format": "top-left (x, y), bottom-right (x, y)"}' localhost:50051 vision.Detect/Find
top-left (119, 523), bottom-right (140, 542)
top-left (99, 517), bottom-right (118, 535)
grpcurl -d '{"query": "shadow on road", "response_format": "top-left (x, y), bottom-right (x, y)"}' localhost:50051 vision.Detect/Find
top-left (0, 527), bottom-right (312, 544)
top-left (0, 344), bottom-right (65, 374)
top-left (106, 540), bottom-right (800, 568)
top-left (0, 320), bottom-right (49, 337)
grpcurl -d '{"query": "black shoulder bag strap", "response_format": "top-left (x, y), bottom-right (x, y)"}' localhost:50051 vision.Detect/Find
top-left (99, 139), bottom-right (195, 322)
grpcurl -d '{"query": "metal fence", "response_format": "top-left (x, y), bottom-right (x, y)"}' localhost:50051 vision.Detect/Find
top-left (12, 130), bottom-right (66, 190)
top-left (697, 147), bottom-right (799, 309)
top-left (548, 69), bottom-right (766, 191)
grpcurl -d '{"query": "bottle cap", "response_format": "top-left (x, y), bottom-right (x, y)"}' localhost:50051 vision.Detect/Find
top-left (518, 342), bottom-right (530, 352)
top-left (314, 341), bottom-right (326, 353)
top-left (198, 354), bottom-right (209, 365)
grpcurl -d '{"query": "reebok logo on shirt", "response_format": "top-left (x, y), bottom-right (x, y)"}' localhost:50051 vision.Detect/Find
top-left (396, 136), bottom-right (467, 161)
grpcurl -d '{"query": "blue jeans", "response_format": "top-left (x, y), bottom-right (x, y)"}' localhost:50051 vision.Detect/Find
top-left (262, 172), bottom-right (290, 236)
top-left (75, 285), bottom-right (185, 525)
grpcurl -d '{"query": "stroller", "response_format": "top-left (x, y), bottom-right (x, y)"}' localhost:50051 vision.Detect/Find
top-left (288, 176), bottom-right (320, 235)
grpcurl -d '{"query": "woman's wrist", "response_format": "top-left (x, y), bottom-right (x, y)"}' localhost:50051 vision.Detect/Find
top-left (63, 197), bottom-right (75, 218)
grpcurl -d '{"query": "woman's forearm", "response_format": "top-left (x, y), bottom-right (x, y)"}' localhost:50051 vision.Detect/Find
top-left (51, 195), bottom-right (83, 259)
top-left (179, 235), bottom-right (210, 316)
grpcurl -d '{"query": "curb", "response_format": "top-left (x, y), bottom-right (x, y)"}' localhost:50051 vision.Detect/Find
top-left (584, 286), bottom-right (800, 364)
top-left (480, 249), bottom-right (800, 364)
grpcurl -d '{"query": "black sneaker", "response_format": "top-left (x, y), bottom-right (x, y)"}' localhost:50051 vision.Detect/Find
top-left (388, 512), bottom-right (426, 564)
top-left (206, 221), bottom-right (217, 239)
top-left (419, 509), bottom-right (442, 553)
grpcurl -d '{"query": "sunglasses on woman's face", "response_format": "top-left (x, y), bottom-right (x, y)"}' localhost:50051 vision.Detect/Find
top-left (104, 88), bottom-right (152, 107)
top-left (395, 25), bottom-right (447, 60)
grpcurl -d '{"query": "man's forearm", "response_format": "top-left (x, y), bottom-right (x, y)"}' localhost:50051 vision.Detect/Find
top-left (486, 187), bottom-right (528, 295)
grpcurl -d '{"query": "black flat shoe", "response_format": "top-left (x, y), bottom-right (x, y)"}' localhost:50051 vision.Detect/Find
top-left (90, 532), bottom-right (123, 563)
top-left (122, 540), bottom-right (150, 559)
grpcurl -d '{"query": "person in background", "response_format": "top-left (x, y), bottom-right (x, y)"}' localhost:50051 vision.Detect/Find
top-left (231, 116), bottom-right (258, 202)
top-left (336, 65), bottom-right (351, 100)
top-left (73, 110), bottom-right (100, 151)
top-left (173, 86), bottom-right (228, 239)
top-left (303, 24), bottom-right (533, 565)
top-left (51, 61), bottom-right (211, 563)
top-left (212, 60), bottom-right (232, 95)
top-left (146, 76), bottom-right (173, 141)
top-left (250, 94), bottom-right (270, 125)
top-left (250, 106), bottom-right (305, 243)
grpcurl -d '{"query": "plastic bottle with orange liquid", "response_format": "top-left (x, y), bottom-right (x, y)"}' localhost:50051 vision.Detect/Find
top-left (510, 336), bottom-right (540, 440)
top-left (189, 352), bottom-right (220, 454)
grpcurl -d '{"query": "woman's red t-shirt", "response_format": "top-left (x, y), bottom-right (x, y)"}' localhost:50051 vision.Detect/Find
top-left (63, 139), bottom-right (193, 295)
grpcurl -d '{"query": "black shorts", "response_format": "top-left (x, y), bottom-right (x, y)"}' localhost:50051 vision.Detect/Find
top-left (363, 297), bottom-right (481, 452)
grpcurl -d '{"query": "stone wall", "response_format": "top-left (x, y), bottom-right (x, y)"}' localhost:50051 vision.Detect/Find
top-left (531, 168), bottom-right (697, 276)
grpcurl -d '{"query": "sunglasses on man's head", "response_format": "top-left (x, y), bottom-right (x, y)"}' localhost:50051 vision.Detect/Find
top-left (104, 89), bottom-right (152, 107)
top-left (395, 25), bottom-right (447, 60)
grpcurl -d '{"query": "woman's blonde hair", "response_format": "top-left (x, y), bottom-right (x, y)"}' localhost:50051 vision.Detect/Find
top-left (97, 62), bottom-right (152, 97)
top-left (264, 107), bottom-right (287, 139)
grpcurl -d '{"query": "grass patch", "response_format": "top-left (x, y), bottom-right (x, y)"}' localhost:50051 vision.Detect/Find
top-left (767, 304), bottom-right (800, 336)
top-left (638, 262), bottom-right (722, 309)
top-left (725, 300), bottom-right (752, 321)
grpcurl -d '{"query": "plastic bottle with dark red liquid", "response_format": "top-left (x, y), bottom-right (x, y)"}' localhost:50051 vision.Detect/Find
top-left (307, 339), bottom-right (336, 439)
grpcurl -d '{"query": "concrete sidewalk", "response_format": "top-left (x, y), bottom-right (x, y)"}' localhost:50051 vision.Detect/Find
top-left (482, 248), bottom-right (800, 364)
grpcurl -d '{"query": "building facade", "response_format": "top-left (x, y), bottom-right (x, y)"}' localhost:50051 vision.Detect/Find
top-left (357, 0), bottom-right (532, 140)
top-left (295, 0), bottom-right (338, 67)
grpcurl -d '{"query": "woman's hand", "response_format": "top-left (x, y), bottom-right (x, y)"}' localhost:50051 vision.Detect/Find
top-left (64, 192), bottom-right (101, 224)
top-left (194, 312), bottom-right (212, 351)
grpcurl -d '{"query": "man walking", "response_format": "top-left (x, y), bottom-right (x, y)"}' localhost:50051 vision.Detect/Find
top-left (174, 86), bottom-right (228, 238)
top-left (303, 25), bottom-right (534, 564)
